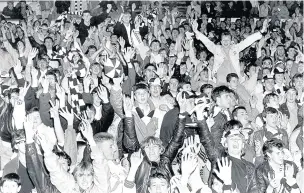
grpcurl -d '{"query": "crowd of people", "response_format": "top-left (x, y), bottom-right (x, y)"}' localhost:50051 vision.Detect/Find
top-left (0, 0), bottom-right (303, 193)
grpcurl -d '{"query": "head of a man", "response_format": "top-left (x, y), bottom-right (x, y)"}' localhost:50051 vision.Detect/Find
top-left (232, 106), bottom-right (249, 125)
top-left (262, 107), bottom-right (279, 128)
top-left (263, 75), bottom-right (275, 92)
top-left (94, 132), bottom-right (118, 160)
top-left (211, 86), bottom-right (232, 109)
top-left (0, 173), bottom-right (21, 193)
top-left (226, 73), bottom-right (239, 90)
top-left (221, 32), bottom-right (232, 48)
top-left (134, 83), bottom-right (150, 105)
top-left (263, 93), bottom-right (279, 109)
top-left (285, 87), bottom-right (297, 103)
top-left (222, 120), bottom-right (245, 157)
top-left (149, 78), bottom-right (162, 98)
top-left (141, 136), bottom-right (164, 163)
top-left (73, 161), bottom-right (94, 191)
top-left (147, 171), bottom-right (170, 193)
top-left (144, 64), bottom-right (156, 81)
top-left (82, 10), bottom-right (92, 23)
top-left (263, 138), bottom-right (284, 165)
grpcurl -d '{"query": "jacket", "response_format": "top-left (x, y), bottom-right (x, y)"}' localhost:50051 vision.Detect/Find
top-left (195, 30), bottom-right (262, 81)
top-left (196, 119), bottom-right (258, 193)
top-left (123, 115), bottom-right (186, 193)
top-left (26, 143), bottom-right (60, 193)
top-left (256, 160), bottom-right (298, 193)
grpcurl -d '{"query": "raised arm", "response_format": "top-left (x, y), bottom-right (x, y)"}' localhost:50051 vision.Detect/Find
top-left (235, 19), bottom-right (268, 52)
top-left (192, 20), bottom-right (217, 54)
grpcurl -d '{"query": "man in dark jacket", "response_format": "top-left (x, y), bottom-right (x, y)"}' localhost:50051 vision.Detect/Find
top-left (196, 116), bottom-right (258, 193)
top-left (256, 138), bottom-right (299, 193)
top-left (122, 94), bottom-right (186, 193)
top-left (113, 12), bottom-right (134, 48)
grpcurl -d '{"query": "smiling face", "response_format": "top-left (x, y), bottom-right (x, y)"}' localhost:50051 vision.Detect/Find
top-left (221, 35), bottom-right (231, 48)
top-left (148, 178), bottom-right (169, 193)
top-left (75, 170), bottom-right (94, 191)
top-left (267, 146), bottom-right (284, 165)
top-left (0, 181), bottom-right (21, 193)
top-left (134, 89), bottom-right (149, 104)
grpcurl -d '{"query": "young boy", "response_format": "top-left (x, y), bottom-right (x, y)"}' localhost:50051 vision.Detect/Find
top-left (0, 173), bottom-right (21, 193)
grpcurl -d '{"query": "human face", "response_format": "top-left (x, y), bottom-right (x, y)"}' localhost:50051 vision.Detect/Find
top-left (264, 79), bottom-right (274, 91)
top-left (44, 38), bottom-right (53, 50)
top-left (172, 30), bottom-right (179, 40)
top-left (122, 14), bottom-right (131, 24)
top-left (268, 96), bottom-right (279, 109)
top-left (76, 170), bottom-right (94, 191)
top-left (82, 13), bottom-right (92, 23)
top-left (262, 59), bottom-right (272, 68)
top-left (144, 143), bottom-right (162, 162)
top-left (267, 146), bottom-right (284, 165)
top-left (16, 140), bottom-right (25, 154)
top-left (182, 84), bottom-right (191, 92)
top-left (9, 92), bottom-right (19, 107)
top-left (221, 35), bottom-right (231, 48)
top-left (248, 66), bottom-right (257, 77)
top-left (228, 77), bottom-right (238, 89)
top-left (148, 178), bottom-right (169, 193)
top-left (235, 109), bottom-right (248, 124)
top-left (277, 46), bottom-right (285, 57)
top-left (265, 113), bottom-right (278, 128)
top-left (0, 181), bottom-right (21, 193)
top-left (287, 48), bottom-right (296, 59)
top-left (274, 74), bottom-right (284, 84)
top-left (200, 70), bottom-right (208, 81)
top-left (151, 42), bottom-right (160, 53)
top-left (203, 88), bottom-right (212, 98)
top-left (286, 60), bottom-right (294, 72)
top-left (99, 140), bottom-right (118, 160)
top-left (150, 85), bottom-right (161, 98)
top-left (217, 92), bottom-right (231, 109)
top-left (28, 112), bottom-right (42, 128)
top-left (145, 66), bottom-right (156, 81)
top-left (286, 89), bottom-right (297, 103)
top-left (38, 59), bottom-right (48, 71)
top-left (134, 89), bottom-right (149, 104)
top-left (91, 64), bottom-right (100, 75)
top-left (16, 27), bottom-right (24, 38)
top-left (226, 134), bottom-right (244, 156)
top-left (298, 62), bottom-right (304, 73)
top-left (46, 75), bottom-right (56, 87)
top-left (294, 77), bottom-right (303, 90)
top-left (169, 79), bottom-right (179, 92)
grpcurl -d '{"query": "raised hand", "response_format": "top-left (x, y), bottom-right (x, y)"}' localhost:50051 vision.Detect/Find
top-left (59, 107), bottom-right (74, 125)
top-left (191, 20), bottom-right (199, 32)
top-left (214, 157), bottom-right (232, 185)
top-left (123, 94), bottom-right (134, 116)
top-left (123, 47), bottom-right (135, 62)
top-left (83, 75), bottom-right (92, 93)
top-left (36, 133), bottom-right (54, 154)
top-left (28, 48), bottom-right (39, 60)
top-left (49, 100), bottom-right (60, 119)
top-left (182, 135), bottom-right (201, 155)
top-left (260, 18), bottom-right (269, 33)
top-left (177, 50), bottom-right (185, 60)
top-left (80, 119), bottom-right (94, 144)
top-left (118, 37), bottom-right (126, 50)
top-left (130, 149), bottom-right (143, 169)
top-left (177, 92), bottom-right (188, 114)
top-left (96, 85), bottom-right (109, 103)
top-left (154, 63), bottom-right (165, 78)
top-left (19, 82), bottom-right (31, 100)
